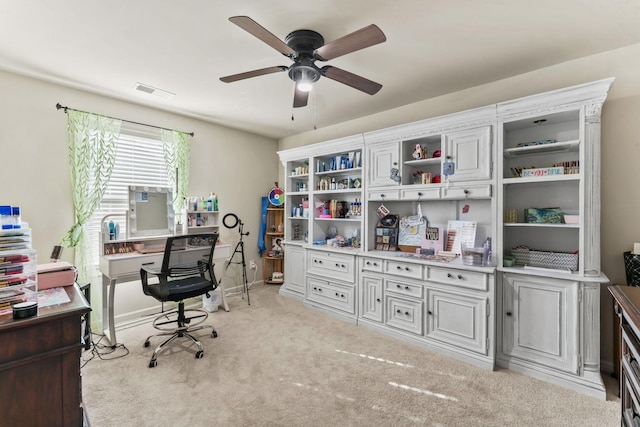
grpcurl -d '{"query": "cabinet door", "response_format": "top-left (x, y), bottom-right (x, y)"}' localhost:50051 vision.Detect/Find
top-left (283, 245), bottom-right (305, 295)
top-left (367, 142), bottom-right (400, 187)
top-left (360, 275), bottom-right (383, 322)
top-left (426, 288), bottom-right (488, 354)
top-left (501, 274), bottom-right (578, 373)
top-left (443, 126), bottom-right (492, 182)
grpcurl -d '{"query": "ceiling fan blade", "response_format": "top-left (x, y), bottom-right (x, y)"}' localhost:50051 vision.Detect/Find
top-left (321, 66), bottom-right (382, 95)
top-left (229, 16), bottom-right (296, 57)
top-left (293, 86), bottom-right (309, 108)
top-left (314, 24), bottom-right (386, 61)
top-left (220, 66), bottom-right (287, 83)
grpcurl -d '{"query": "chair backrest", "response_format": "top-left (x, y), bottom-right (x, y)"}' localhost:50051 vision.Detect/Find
top-left (160, 232), bottom-right (219, 273)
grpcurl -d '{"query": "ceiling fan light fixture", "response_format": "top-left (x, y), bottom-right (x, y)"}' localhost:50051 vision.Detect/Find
top-left (288, 60), bottom-right (321, 92)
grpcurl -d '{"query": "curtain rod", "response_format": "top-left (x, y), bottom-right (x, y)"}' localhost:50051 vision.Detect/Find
top-left (55, 103), bottom-right (194, 137)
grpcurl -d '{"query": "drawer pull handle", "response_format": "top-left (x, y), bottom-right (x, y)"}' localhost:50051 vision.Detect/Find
top-left (447, 273), bottom-right (453, 279)
top-left (341, 294), bottom-right (345, 298)
top-left (457, 274), bottom-right (463, 280)
top-left (335, 292), bottom-right (339, 296)
top-left (374, 262), bottom-right (378, 266)
top-left (142, 262), bottom-right (155, 266)
top-left (376, 298), bottom-right (381, 303)
top-left (396, 284), bottom-right (401, 288)
top-left (428, 310), bottom-right (433, 315)
top-left (405, 311), bottom-right (410, 316)
top-left (404, 267), bottom-right (410, 271)
top-left (335, 263), bottom-right (340, 267)
top-left (396, 266), bottom-right (402, 270)
top-left (506, 311), bottom-right (512, 317)
top-left (366, 261), bottom-right (371, 265)
top-left (404, 286), bottom-right (410, 290)
top-left (396, 309), bottom-right (401, 314)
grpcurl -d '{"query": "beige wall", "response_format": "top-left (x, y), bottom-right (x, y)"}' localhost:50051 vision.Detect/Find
top-left (279, 43), bottom-right (640, 371)
top-left (0, 69), bottom-right (279, 322)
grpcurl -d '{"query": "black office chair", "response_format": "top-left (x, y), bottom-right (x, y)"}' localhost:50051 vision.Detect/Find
top-left (139, 233), bottom-right (220, 368)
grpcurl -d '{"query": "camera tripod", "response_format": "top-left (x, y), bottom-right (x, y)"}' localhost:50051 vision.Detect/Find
top-left (222, 213), bottom-right (250, 305)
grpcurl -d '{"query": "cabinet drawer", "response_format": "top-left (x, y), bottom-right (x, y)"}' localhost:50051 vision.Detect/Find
top-left (384, 260), bottom-right (423, 280)
top-left (385, 279), bottom-right (424, 299)
top-left (361, 256), bottom-right (383, 273)
top-left (427, 267), bottom-right (488, 291)
top-left (368, 189), bottom-right (400, 201)
top-left (621, 357), bottom-right (640, 426)
top-left (104, 253), bottom-right (164, 277)
top-left (401, 187), bottom-right (440, 200)
top-left (307, 277), bottom-right (355, 314)
top-left (441, 184), bottom-right (491, 200)
top-left (306, 250), bottom-right (355, 283)
top-left (385, 294), bottom-right (423, 335)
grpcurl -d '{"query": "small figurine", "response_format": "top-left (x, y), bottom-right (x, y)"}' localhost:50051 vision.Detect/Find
top-left (412, 144), bottom-right (425, 160)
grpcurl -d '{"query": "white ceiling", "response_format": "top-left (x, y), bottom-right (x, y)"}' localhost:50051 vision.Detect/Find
top-left (1, 0), bottom-right (640, 139)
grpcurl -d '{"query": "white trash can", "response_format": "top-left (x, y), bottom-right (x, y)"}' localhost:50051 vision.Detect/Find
top-left (202, 287), bottom-right (221, 312)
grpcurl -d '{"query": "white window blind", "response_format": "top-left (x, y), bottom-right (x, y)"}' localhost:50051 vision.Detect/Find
top-left (85, 130), bottom-right (170, 272)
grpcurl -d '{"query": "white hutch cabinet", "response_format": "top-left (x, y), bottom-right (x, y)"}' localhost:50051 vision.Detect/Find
top-left (495, 78), bottom-right (614, 398)
top-left (278, 78), bottom-right (614, 399)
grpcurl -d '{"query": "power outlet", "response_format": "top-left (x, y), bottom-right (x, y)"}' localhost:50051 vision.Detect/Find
top-left (249, 260), bottom-right (257, 270)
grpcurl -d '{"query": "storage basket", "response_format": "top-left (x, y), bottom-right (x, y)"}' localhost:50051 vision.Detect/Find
top-left (511, 248), bottom-right (578, 271)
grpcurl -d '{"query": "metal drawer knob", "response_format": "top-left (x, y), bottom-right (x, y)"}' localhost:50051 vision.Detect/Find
top-left (506, 311), bottom-right (512, 316)
top-left (376, 298), bottom-right (381, 303)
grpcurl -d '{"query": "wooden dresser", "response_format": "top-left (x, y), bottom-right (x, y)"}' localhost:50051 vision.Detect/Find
top-left (0, 284), bottom-right (91, 426)
top-left (610, 285), bottom-right (640, 426)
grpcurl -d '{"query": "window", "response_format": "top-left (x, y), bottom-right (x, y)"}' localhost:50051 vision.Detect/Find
top-left (85, 127), bottom-right (170, 273)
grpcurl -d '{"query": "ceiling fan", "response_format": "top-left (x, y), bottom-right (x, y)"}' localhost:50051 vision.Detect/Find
top-left (220, 16), bottom-right (386, 108)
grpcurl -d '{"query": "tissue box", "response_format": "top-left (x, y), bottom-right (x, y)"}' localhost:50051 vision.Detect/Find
top-left (37, 262), bottom-right (76, 289)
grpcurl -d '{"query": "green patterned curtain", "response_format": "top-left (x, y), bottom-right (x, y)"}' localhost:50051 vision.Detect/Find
top-left (161, 129), bottom-right (190, 212)
top-left (62, 110), bottom-right (121, 282)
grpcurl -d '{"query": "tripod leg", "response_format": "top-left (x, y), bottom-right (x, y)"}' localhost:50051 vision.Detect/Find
top-left (239, 241), bottom-right (250, 305)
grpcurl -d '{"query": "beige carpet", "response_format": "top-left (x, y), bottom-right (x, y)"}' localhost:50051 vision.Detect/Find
top-left (82, 284), bottom-right (620, 427)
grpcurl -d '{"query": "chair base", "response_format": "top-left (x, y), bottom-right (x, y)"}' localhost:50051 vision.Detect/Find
top-left (144, 303), bottom-right (217, 368)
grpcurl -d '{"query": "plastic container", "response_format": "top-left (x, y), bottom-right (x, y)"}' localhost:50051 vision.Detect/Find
top-left (0, 206), bottom-right (12, 230)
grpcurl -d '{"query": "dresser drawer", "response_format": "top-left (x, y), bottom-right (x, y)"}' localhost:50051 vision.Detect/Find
top-left (385, 279), bottom-right (424, 299)
top-left (384, 259), bottom-right (423, 280)
top-left (401, 187), bottom-right (440, 200)
top-left (361, 256), bottom-right (383, 273)
top-left (307, 277), bottom-right (355, 314)
top-left (368, 189), bottom-right (400, 201)
top-left (307, 250), bottom-right (355, 283)
top-left (385, 294), bottom-right (423, 335)
top-left (427, 267), bottom-right (488, 291)
top-left (441, 184), bottom-right (491, 200)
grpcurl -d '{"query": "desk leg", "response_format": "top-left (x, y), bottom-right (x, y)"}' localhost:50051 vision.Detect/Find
top-left (219, 280), bottom-right (229, 312)
top-left (101, 275), bottom-right (117, 346)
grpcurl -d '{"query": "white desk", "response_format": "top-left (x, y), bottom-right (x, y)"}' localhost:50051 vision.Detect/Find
top-left (99, 243), bottom-right (230, 346)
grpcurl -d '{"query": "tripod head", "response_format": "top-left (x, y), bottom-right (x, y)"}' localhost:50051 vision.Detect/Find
top-left (223, 213), bottom-right (250, 240)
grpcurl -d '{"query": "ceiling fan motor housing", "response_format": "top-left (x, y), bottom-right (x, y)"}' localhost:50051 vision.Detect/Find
top-left (286, 30), bottom-right (324, 83)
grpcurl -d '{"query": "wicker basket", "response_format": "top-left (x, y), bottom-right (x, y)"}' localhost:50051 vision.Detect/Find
top-left (511, 248), bottom-right (578, 271)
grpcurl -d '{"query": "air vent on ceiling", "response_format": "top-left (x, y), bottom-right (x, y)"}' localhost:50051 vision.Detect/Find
top-left (133, 82), bottom-right (175, 99)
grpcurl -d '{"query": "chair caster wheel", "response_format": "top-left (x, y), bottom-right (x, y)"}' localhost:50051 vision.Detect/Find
top-left (148, 360), bottom-right (157, 368)
top-left (144, 340), bottom-right (150, 348)
top-left (211, 330), bottom-right (218, 338)
top-left (195, 350), bottom-right (204, 359)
